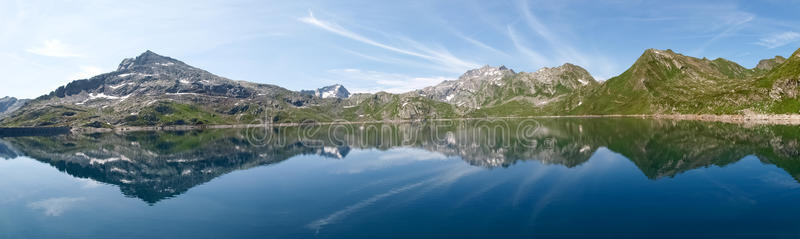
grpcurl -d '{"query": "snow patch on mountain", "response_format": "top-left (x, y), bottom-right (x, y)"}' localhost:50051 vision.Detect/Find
top-left (303, 84), bottom-right (351, 99)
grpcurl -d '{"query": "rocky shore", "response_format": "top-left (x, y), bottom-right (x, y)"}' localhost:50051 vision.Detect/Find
top-left (651, 114), bottom-right (800, 125)
top-left (61, 114), bottom-right (800, 134)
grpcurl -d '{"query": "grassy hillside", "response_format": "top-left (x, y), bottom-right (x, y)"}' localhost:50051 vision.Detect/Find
top-left (572, 48), bottom-right (799, 115)
top-left (2, 48), bottom-right (799, 128)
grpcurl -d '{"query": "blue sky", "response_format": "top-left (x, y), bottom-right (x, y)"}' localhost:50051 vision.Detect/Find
top-left (2, 0), bottom-right (800, 98)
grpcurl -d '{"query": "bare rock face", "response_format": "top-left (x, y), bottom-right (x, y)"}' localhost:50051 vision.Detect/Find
top-left (756, 56), bottom-right (787, 71)
top-left (301, 84), bottom-right (350, 99)
top-left (765, 49), bottom-right (800, 102)
top-left (2, 50), bottom-right (321, 127)
top-left (6, 47), bottom-right (800, 127)
top-left (45, 50), bottom-right (282, 101)
top-left (516, 63), bottom-right (596, 97)
top-left (770, 78), bottom-right (800, 100)
top-left (0, 97), bottom-right (29, 119)
top-left (416, 65), bottom-right (515, 108)
top-left (415, 64), bottom-right (595, 109)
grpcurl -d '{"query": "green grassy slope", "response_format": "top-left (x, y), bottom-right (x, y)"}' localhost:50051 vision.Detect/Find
top-left (570, 48), bottom-right (799, 115)
top-left (2, 48), bottom-right (799, 128)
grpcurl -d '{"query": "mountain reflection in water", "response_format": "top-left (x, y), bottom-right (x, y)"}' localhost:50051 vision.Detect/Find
top-left (1, 118), bottom-right (798, 204)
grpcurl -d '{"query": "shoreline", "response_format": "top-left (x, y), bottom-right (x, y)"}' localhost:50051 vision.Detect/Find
top-left (2, 114), bottom-right (798, 135)
top-left (649, 114), bottom-right (800, 125)
top-left (72, 114), bottom-right (800, 133)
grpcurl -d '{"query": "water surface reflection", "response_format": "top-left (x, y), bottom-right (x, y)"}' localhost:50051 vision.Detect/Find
top-left (1, 118), bottom-right (797, 204)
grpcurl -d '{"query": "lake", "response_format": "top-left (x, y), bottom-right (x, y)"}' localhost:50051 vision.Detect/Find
top-left (1, 118), bottom-right (799, 238)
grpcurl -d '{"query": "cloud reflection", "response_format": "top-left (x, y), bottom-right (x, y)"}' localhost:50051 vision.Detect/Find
top-left (28, 197), bottom-right (86, 216)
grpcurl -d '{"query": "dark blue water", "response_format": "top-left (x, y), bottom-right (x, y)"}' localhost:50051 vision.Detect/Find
top-left (1, 119), bottom-right (799, 238)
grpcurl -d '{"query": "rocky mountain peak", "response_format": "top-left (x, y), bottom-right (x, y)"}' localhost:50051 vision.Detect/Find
top-left (631, 48), bottom-right (751, 80)
top-left (37, 50), bottom-right (287, 107)
top-left (526, 63), bottom-right (596, 86)
top-left (413, 65), bottom-right (515, 107)
top-left (756, 55), bottom-right (787, 71)
top-left (638, 49), bottom-right (681, 63)
top-left (643, 48), bottom-right (676, 55)
top-left (560, 62), bottom-right (579, 68)
top-left (461, 65), bottom-right (515, 79)
top-left (0, 96), bottom-right (29, 119)
top-left (413, 63), bottom-right (595, 110)
top-left (762, 47), bottom-right (800, 88)
top-left (555, 63), bottom-right (590, 74)
top-left (302, 84), bottom-right (351, 99)
top-left (117, 50), bottom-right (187, 71)
top-left (0, 97), bottom-right (19, 110)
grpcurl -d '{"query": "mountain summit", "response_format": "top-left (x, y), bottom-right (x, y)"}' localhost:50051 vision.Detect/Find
top-left (2, 47), bottom-right (800, 128)
top-left (302, 84), bottom-right (350, 99)
top-left (117, 50), bottom-right (187, 71)
top-left (0, 97), bottom-right (28, 119)
top-left (416, 63), bottom-right (595, 114)
top-left (1, 51), bottom-right (449, 127)
top-left (44, 50), bottom-right (273, 100)
top-left (2, 51), bottom-right (325, 127)
top-left (756, 55), bottom-right (787, 71)
top-left (572, 48), bottom-right (800, 115)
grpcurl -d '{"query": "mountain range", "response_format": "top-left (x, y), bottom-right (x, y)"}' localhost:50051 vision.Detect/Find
top-left (1, 47), bottom-right (799, 128)
top-left (301, 84), bottom-right (351, 99)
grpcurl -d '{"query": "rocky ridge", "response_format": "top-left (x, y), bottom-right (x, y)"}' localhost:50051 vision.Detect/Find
top-left (302, 84), bottom-right (350, 99)
top-left (2, 47), bottom-right (800, 128)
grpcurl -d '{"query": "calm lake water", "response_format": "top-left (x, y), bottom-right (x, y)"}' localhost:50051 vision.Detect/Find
top-left (1, 118), bottom-right (799, 238)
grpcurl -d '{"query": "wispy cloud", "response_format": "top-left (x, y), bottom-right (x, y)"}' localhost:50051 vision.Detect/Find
top-left (328, 68), bottom-right (454, 93)
top-left (77, 178), bottom-right (103, 189)
top-left (26, 39), bottom-right (84, 57)
top-left (28, 197), bottom-right (86, 216)
top-left (308, 165), bottom-right (478, 234)
top-left (515, 0), bottom-right (617, 79)
top-left (692, 12), bottom-right (754, 55)
top-left (437, 21), bottom-right (510, 58)
top-left (334, 148), bottom-right (448, 175)
top-left (506, 25), bottom-right (547, 67)
top-left (338, 48), bottom-right (471, 73)
top-left (299, 10), bottom-right (478, 73)
top-left (68, 66), bottom-right (106, 80)
top-left (459, 34), bottom-right (509, 57)
top-left (757, 31), bottom-right (800, 49)
top-left (299, 11), bottom-right (423, 58)
top-left (519, 0), bottom-right (588, 65)
top-left (307, 181), bottom-right (425, 233)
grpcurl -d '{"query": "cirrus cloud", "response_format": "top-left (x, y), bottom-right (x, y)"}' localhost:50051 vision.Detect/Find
top-left (327, 68), bottom-right (454, 94)
top-left (756, 31), bottom-right (800, 49)
top-left (28, 197), bottom-right (86, 216)
top-left (26, 39), bottom-right (84, 58)
top-left (68, 66), bottom-right (106, 80)
top-left (300, 10), bottom-right (479, 74)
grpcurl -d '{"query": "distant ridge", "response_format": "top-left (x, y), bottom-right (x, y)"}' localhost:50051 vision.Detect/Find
top-left (0, 97), bottom-right (29, 119)
top-left (2, 47), bottom-right (800, 128)
top-left (301, 84), bottom-right (350, 99)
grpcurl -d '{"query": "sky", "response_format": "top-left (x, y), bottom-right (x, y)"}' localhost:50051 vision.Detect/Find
top-left (2, 0), bottom-right (800, 98)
